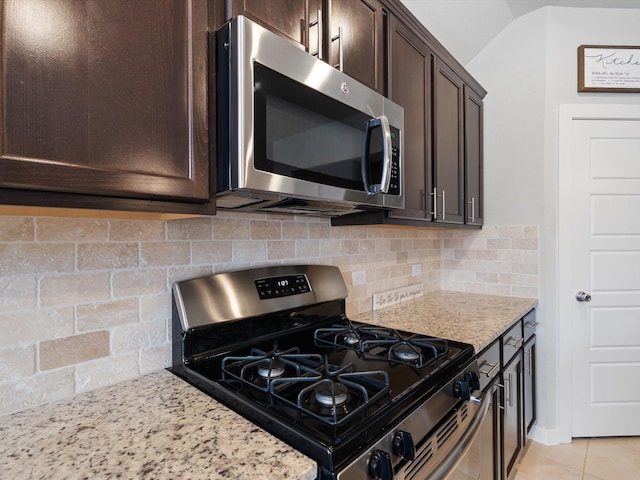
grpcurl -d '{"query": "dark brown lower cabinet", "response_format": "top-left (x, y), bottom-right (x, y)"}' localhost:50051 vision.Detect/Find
top-left (524, 335), bottom-right (537, 437)
top-left (502, 352), bottom-right (523, 480)
top-left (475, 311), bottom-right (536, 480)
top-left (481, 377), bottom-right (503, 480)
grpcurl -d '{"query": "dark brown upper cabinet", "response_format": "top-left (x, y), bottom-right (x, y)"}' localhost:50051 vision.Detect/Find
top-left (333, 1), bottom-right (486, 229)
top-left (464, 86), bottom-right (484, 226)
top-left (229, 0), bottom-right (317, 48)
top-left (386, 18), bottom-right (468, 226)
top-left (386, 14), bottom-right (432, 221)
top-left (327, 0), bottom-right (385, 93)
top-left (0, 0), bottom-right (213, 214)
top-left (229, 0), bottom-right (385, 94)
top-left (433, 58), bottom-right (465, 225)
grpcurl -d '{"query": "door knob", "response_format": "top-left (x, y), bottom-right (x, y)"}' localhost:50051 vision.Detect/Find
top-left (576, 291), bottom-right (591, 302)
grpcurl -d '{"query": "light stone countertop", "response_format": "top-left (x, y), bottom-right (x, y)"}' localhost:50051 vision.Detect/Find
top-left (0, 290), bottom-right (536, 480)
top-left (0, 369), bottom-right (317, 480)
top-left (353, 290), bottom-right (538, 353)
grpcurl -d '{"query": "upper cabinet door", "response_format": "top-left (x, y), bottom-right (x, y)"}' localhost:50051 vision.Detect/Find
top-left (464, 86), bottom-right (484, 226)
top-left (387, 14), bottom-right (431, 220)
top-left (327, 0), bottom-right (385, 94)
top-left (0, 0), bottom-right (209, 204)
top-left (433, 58), bottom-right (464, 225)
top-left (229, 0), bottom-right (317, 49)
top-left (230, 0), bottom-right (385, 94)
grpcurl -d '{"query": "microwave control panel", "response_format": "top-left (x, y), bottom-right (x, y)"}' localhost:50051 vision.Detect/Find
top-left (389, 126), bottom-right (401, 195)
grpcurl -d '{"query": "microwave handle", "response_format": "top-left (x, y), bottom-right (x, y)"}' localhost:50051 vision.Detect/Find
top-left (361, 115), bottom-right (392, 194)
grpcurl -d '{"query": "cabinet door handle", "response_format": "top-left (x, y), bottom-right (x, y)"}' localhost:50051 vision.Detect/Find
top-left (496, 383), bottom-right (505, 411)
top-left (332, 26), bottom-right (343, 71)
top-left (505, 337), bottom-right (524, 348)
top-left (429, 188), bottom-right (438, 220)
top-left (525, 348), bottom-right (533, 374)
top-left (309, 10), bottom-right (322, 58)
top-left (524, 321), bottom-right (539, 330)
top-left (429, 189), bottom-right (445, 220)
top-left (441, 189), bottom-right (446, 221)
top-left (505, 373), bottom-right (513, 407)
top-left (479, 361), bottom-right (499, 378)
top-left (468, 197), bottom-right (475, 223)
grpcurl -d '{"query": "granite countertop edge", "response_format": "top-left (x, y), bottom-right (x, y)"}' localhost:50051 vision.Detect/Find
top-left (0, 289), bottom-right (537, 479)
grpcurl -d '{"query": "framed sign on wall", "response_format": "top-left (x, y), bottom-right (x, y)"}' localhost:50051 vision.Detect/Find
top-left (578, 45), bottom-right (640, 92)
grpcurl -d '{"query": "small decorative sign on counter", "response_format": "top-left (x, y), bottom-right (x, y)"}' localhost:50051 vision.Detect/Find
top-left (373, 284), bottom-right (424, 311)
top-left (578, 45), bottom-right (640, 92)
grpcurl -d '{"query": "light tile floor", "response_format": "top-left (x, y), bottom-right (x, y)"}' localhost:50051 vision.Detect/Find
top-left (514, 437), bottom-right (640, 480)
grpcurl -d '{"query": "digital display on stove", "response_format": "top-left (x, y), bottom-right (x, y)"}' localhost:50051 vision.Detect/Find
top-left (254, 274), bottom-right (311, 299)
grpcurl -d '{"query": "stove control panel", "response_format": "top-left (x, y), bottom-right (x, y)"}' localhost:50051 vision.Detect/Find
top-left (254, 274), bottom-right (311, 299)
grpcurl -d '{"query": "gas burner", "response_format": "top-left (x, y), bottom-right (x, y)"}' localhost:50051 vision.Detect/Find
top-left (315, 382), bottom-right (349, 406)
top-left (257, 360), bottom-right (286, 379)
top-left (343, 332), bottom-right (360, 347)
top-left (302, 380), bottom-right (354, 418)
top-left (392, 344), bottom-right (421, 362)
top-left (362, 334), bottom-right (450, 369)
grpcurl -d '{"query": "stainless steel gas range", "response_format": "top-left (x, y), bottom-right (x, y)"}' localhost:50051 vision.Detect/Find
top-left (170, 265), bottom-right (488, 480)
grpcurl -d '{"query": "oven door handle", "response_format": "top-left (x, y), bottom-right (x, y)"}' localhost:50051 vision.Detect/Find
top-left (426, 392), bottom-right (491, 480)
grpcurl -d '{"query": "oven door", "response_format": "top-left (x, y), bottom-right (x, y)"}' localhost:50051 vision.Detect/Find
top-left (425, 388), bottom-right (492, 480)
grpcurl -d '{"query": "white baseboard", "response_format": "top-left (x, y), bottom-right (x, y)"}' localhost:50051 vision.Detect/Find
top-left (528, 425), bottom-right (571, 446)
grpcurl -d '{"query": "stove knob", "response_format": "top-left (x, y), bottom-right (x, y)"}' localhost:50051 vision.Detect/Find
top-left (392, 430), bottom-right (415, 461)
top-left (369, 450), bottom-right (393, 480)
top-left (465, 370), bottom-right (481, 391)
top-left (453, 380), bottom-right (471, 401)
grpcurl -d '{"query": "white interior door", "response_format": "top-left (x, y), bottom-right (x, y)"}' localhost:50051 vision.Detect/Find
top-left (564, 107), bottom-right (640, 437)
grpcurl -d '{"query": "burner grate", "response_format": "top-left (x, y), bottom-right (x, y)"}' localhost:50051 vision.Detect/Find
top-left (314, 322), bottom-right (398, 350)
top-left (221, 345), bottom-right (324, 394)
top-left (271, 358), bottom-right (390, 427)
top-left (362, 335), bottom-right (449, 369)
top-left (315, 322), bottom-right (449, 368)
top-left (221, 344), bottom-right (390, 426)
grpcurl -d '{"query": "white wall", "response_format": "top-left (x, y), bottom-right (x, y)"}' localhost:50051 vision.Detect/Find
top-left (401, 0), bottom-right (514, 64)
top-left (466, 6), bottom-right (640, 442)
top-left (468, 9), bottom-right (548, 228)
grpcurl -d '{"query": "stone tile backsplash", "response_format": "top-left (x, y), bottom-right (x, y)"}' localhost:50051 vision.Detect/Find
top-left (440, 225), bottom-right (539, 298)
top-left (0, 212), bottom-right (538, 416)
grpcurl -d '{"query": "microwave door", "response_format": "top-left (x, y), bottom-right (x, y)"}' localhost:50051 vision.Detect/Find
top-left (361, 115), bottom-right (392, 195)
top-left (253, 63), bottom-right (373, 194)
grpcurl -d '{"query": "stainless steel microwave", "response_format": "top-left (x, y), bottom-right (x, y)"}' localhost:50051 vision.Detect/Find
top-left (216, 16), bottom-right (404, 217)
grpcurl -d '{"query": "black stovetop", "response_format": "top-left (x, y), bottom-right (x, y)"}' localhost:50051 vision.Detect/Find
top-left (171, 301), bottom-right (475, 476)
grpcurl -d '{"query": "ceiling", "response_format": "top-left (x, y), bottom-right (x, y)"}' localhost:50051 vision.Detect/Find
top-left (505, 0), bottom-right (640, 17)
top-left (401, 0), bottom-right (640, 64)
